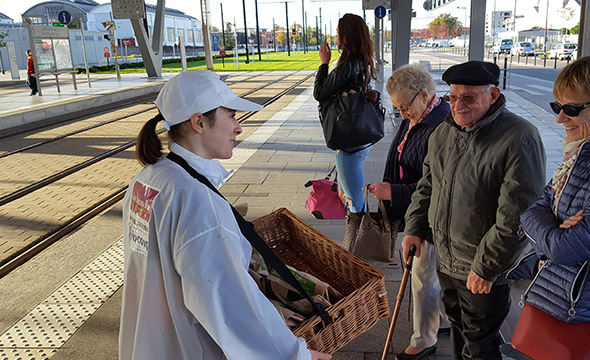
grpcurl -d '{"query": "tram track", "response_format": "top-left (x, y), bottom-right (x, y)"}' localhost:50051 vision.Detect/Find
top-left (0, 70), bottom-right (316, 278)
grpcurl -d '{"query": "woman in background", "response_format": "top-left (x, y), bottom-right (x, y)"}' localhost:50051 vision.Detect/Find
top-left (313, 13), bottom-right (376, 247)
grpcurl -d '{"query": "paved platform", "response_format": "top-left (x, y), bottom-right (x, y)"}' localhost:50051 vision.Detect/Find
top-left (0, 61), bottom-right (565, 360)
top-left (0, 72), bottom-right (172, 137)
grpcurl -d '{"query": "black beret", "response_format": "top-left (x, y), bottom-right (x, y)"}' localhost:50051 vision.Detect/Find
top-left (442, 61), bottom-right (500, 86)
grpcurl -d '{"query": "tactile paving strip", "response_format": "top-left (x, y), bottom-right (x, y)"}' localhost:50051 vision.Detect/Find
top-left (42, 271), bottom-right (124, 304)
top-left (0, 237), bottom-right (124, 359)
top-left (0, 304), bottom-right (102, 348)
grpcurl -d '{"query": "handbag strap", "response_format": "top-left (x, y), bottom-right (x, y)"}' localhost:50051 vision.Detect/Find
top-left (166, 152), bottom-right (332, 324)
top-left (363, 185), bottom-right (389, 216)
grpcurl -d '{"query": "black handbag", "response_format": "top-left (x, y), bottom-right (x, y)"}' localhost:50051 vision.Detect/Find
top-left (318, 81), bottom-right (385, 151)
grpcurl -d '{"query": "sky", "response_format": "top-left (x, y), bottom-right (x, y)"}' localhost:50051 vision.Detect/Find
top-left (0, 0), bottom-right (581, 34)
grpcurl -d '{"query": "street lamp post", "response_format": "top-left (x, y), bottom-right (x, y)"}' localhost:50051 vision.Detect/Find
top-left (457, 6), bottom-right (467, 48)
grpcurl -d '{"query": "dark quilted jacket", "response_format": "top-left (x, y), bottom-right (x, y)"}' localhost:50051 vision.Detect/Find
top-left (382, 100), bottom-right (449, 241)
top-left (520, 142), bottom-right (590, 321)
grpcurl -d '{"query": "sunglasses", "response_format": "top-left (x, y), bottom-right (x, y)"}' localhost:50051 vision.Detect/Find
top-left (397, 90), bottom-right (421, 112)
top-left (549, 101), bottom-right (590, 117)
top-left (449, 87), bottom-right (493, 105)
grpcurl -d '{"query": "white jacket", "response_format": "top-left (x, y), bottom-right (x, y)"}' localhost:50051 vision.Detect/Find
top-left (119, 142), bottom-right (311, 360)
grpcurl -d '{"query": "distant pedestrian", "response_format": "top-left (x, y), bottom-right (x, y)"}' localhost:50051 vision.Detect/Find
top-left (120, 70), bottom-right (332, 360)
top-left (313, 13), bottom-right (376, 248)
top-left (369, 63), bottom-right (450, 360)
top-left (26, 50), bottom-right (37, 96)
top-left (402, 61), bottom-right (546, 360)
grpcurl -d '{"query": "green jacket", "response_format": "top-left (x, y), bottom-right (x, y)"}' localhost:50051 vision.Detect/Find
top-left (404, 95), bottom-right (546, 282)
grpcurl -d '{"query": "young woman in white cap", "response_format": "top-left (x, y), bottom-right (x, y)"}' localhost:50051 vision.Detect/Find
top-left (119, 70), bottom-right (332, 360)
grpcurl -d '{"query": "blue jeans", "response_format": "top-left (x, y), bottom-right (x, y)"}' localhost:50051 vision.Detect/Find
top-left (334, 145), bottom-right (371, 213)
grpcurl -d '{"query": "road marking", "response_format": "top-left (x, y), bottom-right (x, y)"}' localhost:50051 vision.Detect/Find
top-left (528, 84), bottom-right (554, 93)
top-left (510, 85), bottom-right (543, 96)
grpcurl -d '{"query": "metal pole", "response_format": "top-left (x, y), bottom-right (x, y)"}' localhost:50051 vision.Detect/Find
top-left (242, 0), bottom-right (249, 64)
top-left (503, 55), bottom-right (507, 89)
top-left (79, 20), bottom-right (91, 88)
top-left (544, 0), bottom-right (549, 67)
top-left (234, 17), bottom-right (239, 69)
top-left (319, 8), bottom-right (322, 44)
top-left (302, 0), bottom-right (306, 53)
top-left (315, 16), bottom-right (318, 48)
top-left (255, 0), bottom-right (262, 61)
top-left (286, 2), bottom-right (291, 56)
top-left (273, 18), bottom-right (276, 52)
top-left (221, 3), bottom-right (225, 67)
top-left (110, 12), bottom-right (121, 78)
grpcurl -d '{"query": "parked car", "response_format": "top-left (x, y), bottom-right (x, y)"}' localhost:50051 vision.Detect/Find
top-left (548, 43), bottom-right (577, 60)
top-left (492, 39), bottom-right (514, 54)
top-left (571, 48), bottom-right (578, 60)
top-left (510, 41), bottom-right (535, 56)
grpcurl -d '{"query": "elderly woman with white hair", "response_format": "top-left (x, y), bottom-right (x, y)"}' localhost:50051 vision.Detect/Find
top-left (368, 63), bottom-right (450, 360)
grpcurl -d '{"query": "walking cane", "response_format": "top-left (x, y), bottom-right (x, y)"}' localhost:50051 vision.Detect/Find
top-left (381, 244), bottom-right (417, 360)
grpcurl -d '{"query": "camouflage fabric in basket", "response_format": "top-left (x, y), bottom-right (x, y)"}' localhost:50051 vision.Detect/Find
top-left (252, 208), bottom-right (390, 354)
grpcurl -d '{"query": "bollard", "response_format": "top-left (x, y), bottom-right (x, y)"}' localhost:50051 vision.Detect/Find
top-left (503, 56), bottom-right (508, 90)
top-left (526, 53), bottom-right (528, 65)
top-left (534, 53), bottom-right (537, 66)
top-left (554, 56), bottom-right (558, 69)
top-left (493, 55), bottom-right (497, 64)
top-left (544, 52), bottom-right (547, 67)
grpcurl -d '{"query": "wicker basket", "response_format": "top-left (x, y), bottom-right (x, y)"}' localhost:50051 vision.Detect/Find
top-left (252, 208), bottom-right (390, 354)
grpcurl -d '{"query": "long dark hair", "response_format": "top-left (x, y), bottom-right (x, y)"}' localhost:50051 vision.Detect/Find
top-left (136, 109), bottom-right (217, 166)
top-left (337, 13), bottom-right (375, 79)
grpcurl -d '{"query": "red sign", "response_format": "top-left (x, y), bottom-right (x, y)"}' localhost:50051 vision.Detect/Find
top-left (104, 51), bottom-right (110, 57)
top-left (220, 49), bottom-right (226, 56)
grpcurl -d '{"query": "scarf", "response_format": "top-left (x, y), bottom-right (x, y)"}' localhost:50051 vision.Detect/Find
top-left (552, 137), bottom-right (589, 214)
top-left (398, 95), bottom-right (440, 179)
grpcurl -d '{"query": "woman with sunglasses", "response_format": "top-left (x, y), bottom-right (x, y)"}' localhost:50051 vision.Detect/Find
top-left (368, 63), bottom-right (450, 360)
top-left (509, 56), bottom-right (590, 359)
top-left (313, 13), bottom-right (376, 247)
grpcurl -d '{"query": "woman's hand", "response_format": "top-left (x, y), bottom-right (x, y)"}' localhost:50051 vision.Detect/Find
top-left (310, 350), bottom-right (332, 359)
top-left (368, 182), bottom-right (391, 201)
top-left (559, 209), bottom-right (585, 229)
top-left (319, 42), bottom-right (331, 64)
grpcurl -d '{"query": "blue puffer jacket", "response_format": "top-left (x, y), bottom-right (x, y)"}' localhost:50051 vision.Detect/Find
top-left (520, 141), bottom-right (590, 322)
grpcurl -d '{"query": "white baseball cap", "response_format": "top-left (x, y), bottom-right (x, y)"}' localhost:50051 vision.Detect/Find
top-left (155, 70), bottom-right (263, 130)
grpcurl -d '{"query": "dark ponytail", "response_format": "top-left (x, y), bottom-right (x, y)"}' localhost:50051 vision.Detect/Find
top-left (136, 113), bottom-right (164, 166)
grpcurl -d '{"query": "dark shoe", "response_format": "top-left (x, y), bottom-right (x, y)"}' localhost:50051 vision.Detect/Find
top-left (341, 211), bottom-right (362, 250)
top-left (395, 345), bottom-right (437, 360)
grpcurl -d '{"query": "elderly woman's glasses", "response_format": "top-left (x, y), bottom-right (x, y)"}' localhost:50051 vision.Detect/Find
top-left (549, 101), bottom-right (590, 117)
top-left (398, 90), bottom-right (421, 112)
top-left (449, 87), bottom-right (493, 105)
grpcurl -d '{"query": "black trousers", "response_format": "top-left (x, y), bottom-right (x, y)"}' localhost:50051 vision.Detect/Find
top-left (437, 271), bottom-right (510, 360)
top-left (27, 74), bottom-right (38, 94)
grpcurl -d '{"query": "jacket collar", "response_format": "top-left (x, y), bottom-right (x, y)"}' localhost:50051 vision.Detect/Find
top-left (168, 141), bottom-right (232, 187)
top-left (404, 99), bottom-right (450, 130)
top-left (444, 93), bottom-right (506, 133)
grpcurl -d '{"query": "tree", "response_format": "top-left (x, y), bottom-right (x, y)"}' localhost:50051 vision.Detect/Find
top-left (223, 22), bottom-right (235, 50)
top-left (428, 13), bottom-right (462, 39)
top-left (570, 24), bottom-right (579, 34)
top-left (276, 31), bottom-right (286, 47)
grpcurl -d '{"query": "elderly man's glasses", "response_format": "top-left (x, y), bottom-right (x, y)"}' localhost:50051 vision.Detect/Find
top-left (449, 87), bottom-right (493, 105)
top-left (549, 101), bottom-right (590, 117)
top-left (398, 90), bottom-right (421, 112)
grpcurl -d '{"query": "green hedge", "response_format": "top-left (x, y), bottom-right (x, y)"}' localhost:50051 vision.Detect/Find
top-left (76, 55), bottom-right (227, 73)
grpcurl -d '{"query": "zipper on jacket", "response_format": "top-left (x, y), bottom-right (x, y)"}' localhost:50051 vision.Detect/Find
top-left (519, 259), bottom-right (550, 308)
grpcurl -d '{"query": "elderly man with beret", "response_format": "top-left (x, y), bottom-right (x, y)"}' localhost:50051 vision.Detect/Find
top-left (401, 60), bottom-right (546, 360)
